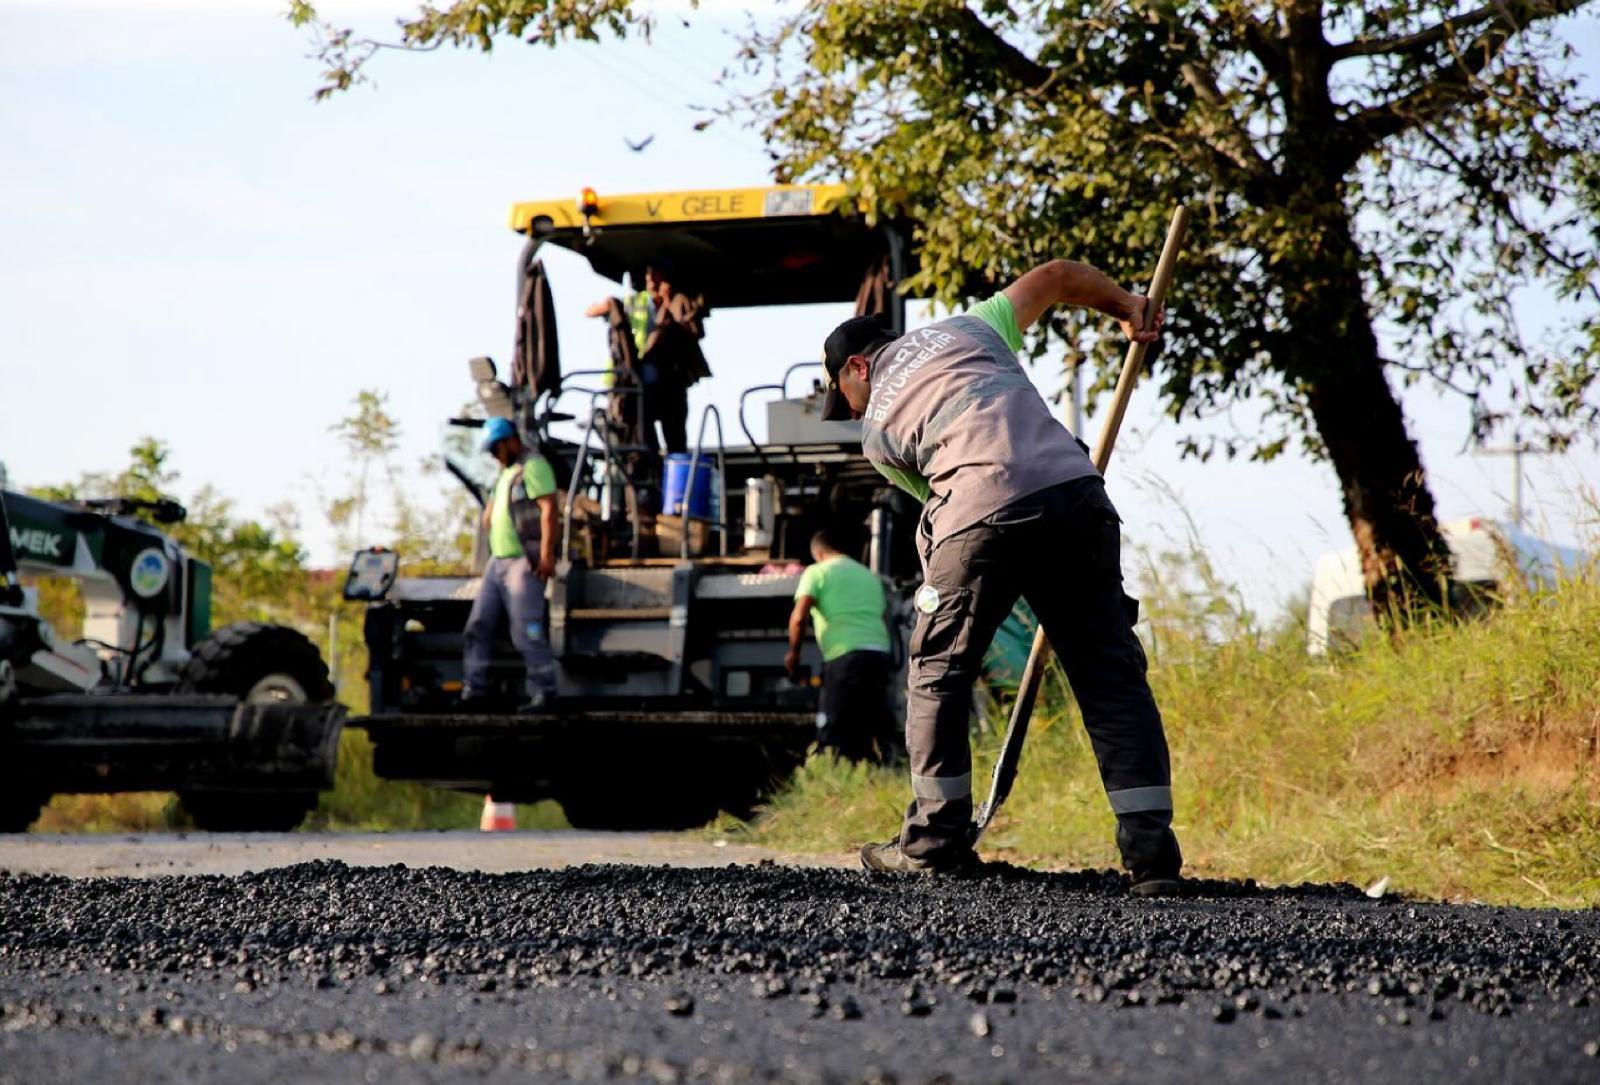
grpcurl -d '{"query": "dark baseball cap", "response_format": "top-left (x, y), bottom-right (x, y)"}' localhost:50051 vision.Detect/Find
top-left (820, 315), bottom-right (893, 421)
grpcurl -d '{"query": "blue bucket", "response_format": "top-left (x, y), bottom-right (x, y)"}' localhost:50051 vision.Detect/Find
top-left (662, 454), bottom-right (714, 518)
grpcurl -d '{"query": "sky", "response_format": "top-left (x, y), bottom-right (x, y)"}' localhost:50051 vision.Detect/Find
top-left (3, 0), bottom-right (1596, 623)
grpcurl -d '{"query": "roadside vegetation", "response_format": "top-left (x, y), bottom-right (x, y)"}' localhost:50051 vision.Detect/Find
top-left (741, 541), bottom-right (1600, 909)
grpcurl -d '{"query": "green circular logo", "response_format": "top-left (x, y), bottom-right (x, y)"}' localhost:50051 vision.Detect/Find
top-left (130, 548), bottom-right (170, 598)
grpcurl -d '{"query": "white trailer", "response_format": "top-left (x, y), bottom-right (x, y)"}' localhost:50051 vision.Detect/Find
top-left (1306, 517), bottom-right (1588, 655)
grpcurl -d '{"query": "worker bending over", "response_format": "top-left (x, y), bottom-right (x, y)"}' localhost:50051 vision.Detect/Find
top-left (818, 259), bottom-right (1183, 895)
top-left (462, 418), bottom-right (560, 711)
top-left (785, 530), bottom-right (897, 763)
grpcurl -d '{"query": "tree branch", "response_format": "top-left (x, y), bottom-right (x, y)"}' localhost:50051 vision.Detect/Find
top-left (1338, 0), bottom-right (1587, 159)
top-left (1240, 14), bottom-right (1288, 80)
top-left (951, 5), bottom-right (1052, 91)
top-left (1330, 1), bottom-right (1506, 60)
top-left (1178, 57), bottom-right (1275, 181)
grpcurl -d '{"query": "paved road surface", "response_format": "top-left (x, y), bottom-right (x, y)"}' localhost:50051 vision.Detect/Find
top-left (0, 830), bottom-right (852, 878)
top-left (2, 834), bottom-right (1597, 1083)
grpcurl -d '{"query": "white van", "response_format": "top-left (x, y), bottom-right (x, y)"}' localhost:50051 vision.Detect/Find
top-left (1306, 517), bottom-right (1588, 655)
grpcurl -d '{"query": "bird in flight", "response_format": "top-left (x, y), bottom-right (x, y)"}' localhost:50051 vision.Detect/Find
top-left (625, 134), bottom-right (655, 153)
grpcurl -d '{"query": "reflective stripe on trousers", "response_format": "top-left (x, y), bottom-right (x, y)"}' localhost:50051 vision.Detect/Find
top-left (1106, 785), bottom-right (1173, 815)
top-left (911, 772), bottom-right (972, 802)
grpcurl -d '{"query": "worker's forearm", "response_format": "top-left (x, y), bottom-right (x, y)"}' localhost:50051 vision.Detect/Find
top-left (1048, 260), bottom-right (1137, 320)
top-left (786, 619), bottom-right (805, 654)
top-left (541, 506), bottom-right (559, 563)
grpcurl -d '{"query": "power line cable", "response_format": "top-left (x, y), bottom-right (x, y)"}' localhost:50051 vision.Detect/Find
top-left (646, 22), bottom-right (732, 85)
top-left (565, 43), bottom-right (768, 159)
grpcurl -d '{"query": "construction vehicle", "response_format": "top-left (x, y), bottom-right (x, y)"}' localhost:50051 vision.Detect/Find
top-left (0, 489), bottom-right (344, 832)
top-left (348, 183), bottom-right (924, 829)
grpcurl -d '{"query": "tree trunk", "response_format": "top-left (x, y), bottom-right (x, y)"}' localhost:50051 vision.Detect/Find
top-left (1278, 216), bottom-right (1454, 619)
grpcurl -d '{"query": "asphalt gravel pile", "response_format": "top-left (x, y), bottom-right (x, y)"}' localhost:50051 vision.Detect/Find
top-left (3, 860), bottom-right (1598, 1082)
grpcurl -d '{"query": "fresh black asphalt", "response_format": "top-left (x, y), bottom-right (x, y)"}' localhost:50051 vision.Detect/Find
top-left (2, 860), bottom-right (1597, 1082)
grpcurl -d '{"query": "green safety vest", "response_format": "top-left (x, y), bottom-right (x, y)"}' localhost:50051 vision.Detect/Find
top-left (626, 290), bottom-right (653, 356)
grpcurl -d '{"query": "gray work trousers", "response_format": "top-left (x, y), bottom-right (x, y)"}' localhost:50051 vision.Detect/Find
top-left (463, 555), bottom-right (558, 699)
top-left (901, 477), bottom-right (1181, 877)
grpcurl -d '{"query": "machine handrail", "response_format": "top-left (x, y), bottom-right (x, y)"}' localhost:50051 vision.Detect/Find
top-left (535, 368), bottom-right (646, 450)
top-left (736, 383), bottom-right (783, 474)
top-left (681, 405), bottom-right (729, 559)
top-left (560, 408), bottom-right (603, 564)
top-left (559, 406), bottom-right (642, 564)
top-left (781, 361), bottom-right (824, 399)
top-left (735, 362), bottom-right (829, 472)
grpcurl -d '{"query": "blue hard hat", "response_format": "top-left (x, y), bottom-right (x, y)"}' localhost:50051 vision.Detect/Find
top-left (480, 417), bottom-right (517, 451)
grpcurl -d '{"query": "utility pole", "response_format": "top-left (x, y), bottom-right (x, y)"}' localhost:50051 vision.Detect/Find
top-left (1477, 438), bottom-right (1551, 530)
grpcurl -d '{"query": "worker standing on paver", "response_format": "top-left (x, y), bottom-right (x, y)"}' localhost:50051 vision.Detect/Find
top-left (785, 529), bottom-right (897, 763)
top-left (817, 259), bottom-right (1183, 894)
top-left (462, 418), bottom-right (560, 711)
top-left (586, 260), bottom-right (711, 453)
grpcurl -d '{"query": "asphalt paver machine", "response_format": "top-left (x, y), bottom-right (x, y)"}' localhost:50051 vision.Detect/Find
top-left (349, 184), bottom-right (924, 829)
top-left (0, 489), bottom-right (344, 831)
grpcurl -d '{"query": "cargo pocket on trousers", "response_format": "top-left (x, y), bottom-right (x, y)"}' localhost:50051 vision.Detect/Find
top-left (909, 585), bottom-right (973, 682)
top-left (1122, 593), bottom-right (1149, 671)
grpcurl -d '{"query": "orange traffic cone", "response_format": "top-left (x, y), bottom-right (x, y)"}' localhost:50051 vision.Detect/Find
top-left (479, 796), bottom-right (516, 832)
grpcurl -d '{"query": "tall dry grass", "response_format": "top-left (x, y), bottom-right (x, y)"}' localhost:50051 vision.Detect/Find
top-left (744, 545), bottom-right (1600, 908)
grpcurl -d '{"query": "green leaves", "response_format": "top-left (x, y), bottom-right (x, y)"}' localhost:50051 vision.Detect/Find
top-left (732, 0), bottom-right (1598, 461)
top-left (329, 389), bottom-right (401, 460)
top-left (285, 0), bottom-right (672, 101)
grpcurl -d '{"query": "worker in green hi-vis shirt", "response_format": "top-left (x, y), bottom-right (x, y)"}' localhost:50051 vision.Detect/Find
top-left (785, 530), bottom-right (897, 763)
top-left (462, 417), bottom-right (561, 712)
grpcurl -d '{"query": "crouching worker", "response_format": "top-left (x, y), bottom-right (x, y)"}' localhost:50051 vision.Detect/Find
top-left (462, 417), bottom-right (560, 712)
top-left (817, 257), bottom-right (1183, 895)
top-left (785, 530), bottom-right (897, 762)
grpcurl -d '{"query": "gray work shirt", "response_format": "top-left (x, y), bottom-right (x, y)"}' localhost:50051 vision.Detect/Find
top-left (860, 297), bottom-right (1098, 545)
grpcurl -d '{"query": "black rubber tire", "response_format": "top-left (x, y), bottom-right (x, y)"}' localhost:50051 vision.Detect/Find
top-left (0, 791), bottom-right (47, 833)
top-left (558, 745), bottom-right (796, 831)
top-left (560, 789), bottom-right (719, 832)
top-left (179, 790), bottom-right (319, 833)
top-left (178, 621), bottom-right (335, 703)
top-left (178, 622), bottom-right (333, 832)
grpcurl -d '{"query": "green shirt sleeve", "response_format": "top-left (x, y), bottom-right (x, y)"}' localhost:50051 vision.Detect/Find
top-left (966, 294), bottom-right (1024, 353)
top-left (873, 462), bottom-right (932, 504)
top-left (794, 563), bottom-right (822, 601)
top-left (522, 456), bottom-right (557, 500)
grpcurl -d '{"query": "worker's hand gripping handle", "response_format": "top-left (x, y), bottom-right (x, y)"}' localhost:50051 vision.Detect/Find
top-left (971, 206), bottom-right (1191, 846)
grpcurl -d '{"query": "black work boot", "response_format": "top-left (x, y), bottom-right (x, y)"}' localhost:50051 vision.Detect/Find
top-left (458, 693), bottom-right (497, 715)
top-left (1119, 811), bottom-right (1184, 897)
top-left (1129, 871), bottom-right (1185, 897)
top-left (860, 838), bottom-right (976, 876)
top-left (516, 692), bottom-right (555, 714)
